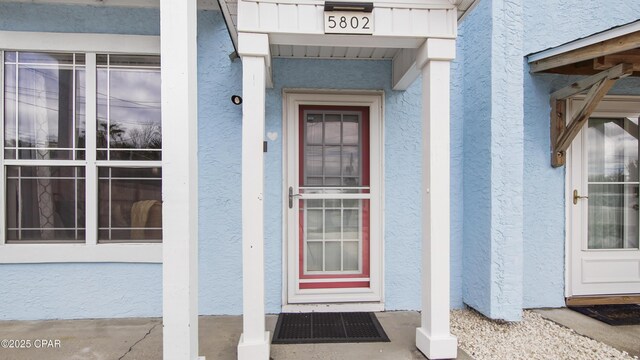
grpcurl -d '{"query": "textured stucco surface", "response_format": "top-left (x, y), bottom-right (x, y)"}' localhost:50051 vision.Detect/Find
top-left (521, 0), bottom-right (640, 308)
top-left (458, 0), bottom-right (524, 321)
top-left (460, 0), bottom-right (493, 317)
top-left (0, 3), bottom-right (466, 319)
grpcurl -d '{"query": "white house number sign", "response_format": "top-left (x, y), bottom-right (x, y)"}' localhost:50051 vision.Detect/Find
top-left (324, 11), bottom-right (373, 34)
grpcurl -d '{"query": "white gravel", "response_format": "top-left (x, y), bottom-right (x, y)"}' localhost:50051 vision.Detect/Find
top-left (450, 309), bottom-right (638, 360)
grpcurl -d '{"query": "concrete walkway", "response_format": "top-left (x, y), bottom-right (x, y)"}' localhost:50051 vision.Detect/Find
top-left (535, 308), bottom-right (640, 358)
top-left (0, 311), bottom-right (472, 360)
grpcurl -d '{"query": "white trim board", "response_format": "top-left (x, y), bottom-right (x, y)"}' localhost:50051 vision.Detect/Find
top-left (0, 244), bottom-right (162, 263)
top-left (0, 31), bottom-right (160, 54)
top-left (527, 20), bottom-right (640, 63)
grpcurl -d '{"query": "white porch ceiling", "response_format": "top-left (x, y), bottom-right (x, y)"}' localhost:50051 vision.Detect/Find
top-left (270, 44), bottom-right (398, 59)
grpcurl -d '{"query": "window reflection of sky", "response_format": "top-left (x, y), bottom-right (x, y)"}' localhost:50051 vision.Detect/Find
top-left (97, 63), bottom-right (161, 156)
top-left (588, 118), bottom-right (639, 183)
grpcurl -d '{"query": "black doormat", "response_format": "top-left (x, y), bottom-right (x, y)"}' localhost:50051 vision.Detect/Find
top-left (271, 312), bottom-right (390, 344)
top-left (569, 304), bottom-right (640, 325)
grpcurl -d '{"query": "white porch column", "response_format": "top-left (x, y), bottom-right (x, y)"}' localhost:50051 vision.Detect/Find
top-left (237, 32), bottom-right (271, 360)
top-left (160, 0), bottom-right (202, 359)
top-left (415, 38), bottom-right (458, 360)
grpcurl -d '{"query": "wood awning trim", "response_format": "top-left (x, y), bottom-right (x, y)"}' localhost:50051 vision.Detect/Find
top-left (530, 27), bottom-right (640, 73)
top-left (550, 63), bottom-right (634, 167)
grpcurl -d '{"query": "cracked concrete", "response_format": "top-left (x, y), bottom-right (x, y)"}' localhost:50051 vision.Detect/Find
top-left (117, 323), bottom-right (160, 360)
top-left (0, 312), bottom-right (472, 360)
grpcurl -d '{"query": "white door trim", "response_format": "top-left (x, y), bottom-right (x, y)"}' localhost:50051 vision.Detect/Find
top-left (281, 89), bottom-right (385, 307)
top-left (565, 95), bottom-right (640, 297)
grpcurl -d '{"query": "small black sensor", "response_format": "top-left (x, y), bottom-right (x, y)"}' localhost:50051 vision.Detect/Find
top-left (231, 95), bottom-right (242, 105)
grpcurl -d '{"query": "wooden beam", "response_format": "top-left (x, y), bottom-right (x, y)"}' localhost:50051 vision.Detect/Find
top-left (594, 54), bottom-right (640, 71)
top-left (531, 30), bottom-right (640, 73)
top-left (550, 99), bottom-right (566, 166)
top-left (552, 78), bottom-right (616, 167)
top-left (551, 63), bottom-right (634, 100)
top-left (550, 63), bottom-right (633, 167)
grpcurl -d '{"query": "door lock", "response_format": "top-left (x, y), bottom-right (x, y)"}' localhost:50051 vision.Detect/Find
top-left (573, 189), bottom-right (588, 205)
top-left (289, 187), bottom-right (301, 209)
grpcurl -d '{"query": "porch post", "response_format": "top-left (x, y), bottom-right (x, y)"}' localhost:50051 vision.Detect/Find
top-left (237, 32), bottom-right (271, 360)
top-left (415, 38), bottom-right (458, 360)
top-left (160, 0), bottom-right (201, 359)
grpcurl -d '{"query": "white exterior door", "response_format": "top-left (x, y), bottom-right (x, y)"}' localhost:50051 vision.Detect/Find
top-left (284, 92), bottom-right (383, 306)
top-left (568, 97), bottom-right (640, 296)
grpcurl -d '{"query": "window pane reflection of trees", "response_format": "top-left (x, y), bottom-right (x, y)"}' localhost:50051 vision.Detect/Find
top-left (97, 55), bottom-right (161, 161)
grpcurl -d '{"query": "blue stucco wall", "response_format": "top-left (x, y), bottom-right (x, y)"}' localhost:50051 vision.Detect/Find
top-left (460, 0), bottom-right (493, 317)
top-left (0, 2), bottom-right (465, 319)
top-left (458, 0), bottom-right (524, 321)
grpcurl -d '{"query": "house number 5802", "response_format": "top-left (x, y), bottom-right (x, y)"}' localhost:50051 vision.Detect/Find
top-left (324, 12), bottom-right (374, 34)
top-left (327, 15), bottom-right (370, 30)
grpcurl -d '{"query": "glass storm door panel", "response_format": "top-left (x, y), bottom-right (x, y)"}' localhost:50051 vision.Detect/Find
top-left (570, 113), bottom-right (640, 296)
top-left (298, 107), bottom-right (371, 292)
top-left (587, 118), bottom-right (639, 250)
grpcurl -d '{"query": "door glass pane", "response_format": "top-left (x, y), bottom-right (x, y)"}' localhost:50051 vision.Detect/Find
top-left (343, 241), bottom-right (359, 271)
top-left (343, 115), bottom-right (359, 144)
top-left (324, 114), bottom-right (341, 144)
top-left (325, 241), bottom-right (341, 271)
top-left (307, 242), bottom-right (323, 271)
top-left (306, 114), bottom-right (323, 144)
top-left (324, 146), bottom-right (341, 176)
top-left (343, 209), bottom-right (359, 239)
top-left (587, 118), bottom-right (640, 249)
top-left (588, 118), bottom-right (638, 182)
top-left (588, 184), bottom-right (639, 249)
top-left (325, 209), bottom-right (341, 240)
top-left (307, 209), bottom-right (323, 240)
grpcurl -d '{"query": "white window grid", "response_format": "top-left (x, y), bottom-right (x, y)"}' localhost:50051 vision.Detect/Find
top-left (0, 50), bottom-right (162, 245)
top-left (3, 52), bottom-right (85, 160)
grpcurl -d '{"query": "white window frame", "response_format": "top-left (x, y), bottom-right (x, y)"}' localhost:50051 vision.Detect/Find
top-left (0, 31), bottom-right (162, 263)
top-left (282, 90), bottom-right (385, 309)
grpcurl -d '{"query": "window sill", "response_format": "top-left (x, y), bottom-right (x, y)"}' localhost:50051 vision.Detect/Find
top-left (0, 243), bottom-right (162, 264)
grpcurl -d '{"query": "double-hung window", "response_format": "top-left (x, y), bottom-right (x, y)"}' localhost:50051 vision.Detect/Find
top-left (1, 45), bottom-right (162, 253)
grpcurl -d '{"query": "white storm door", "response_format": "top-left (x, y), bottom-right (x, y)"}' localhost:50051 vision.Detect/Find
top-left (570, 100), bottom-right (640, 296)
top-left (285, 97), bottom-right (382, 305)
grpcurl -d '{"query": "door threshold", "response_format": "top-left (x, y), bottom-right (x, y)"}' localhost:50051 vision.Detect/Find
top-left (566, 294), bottom-right (640, 306)
top-left (282, 302), bottom-right (384, 313)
